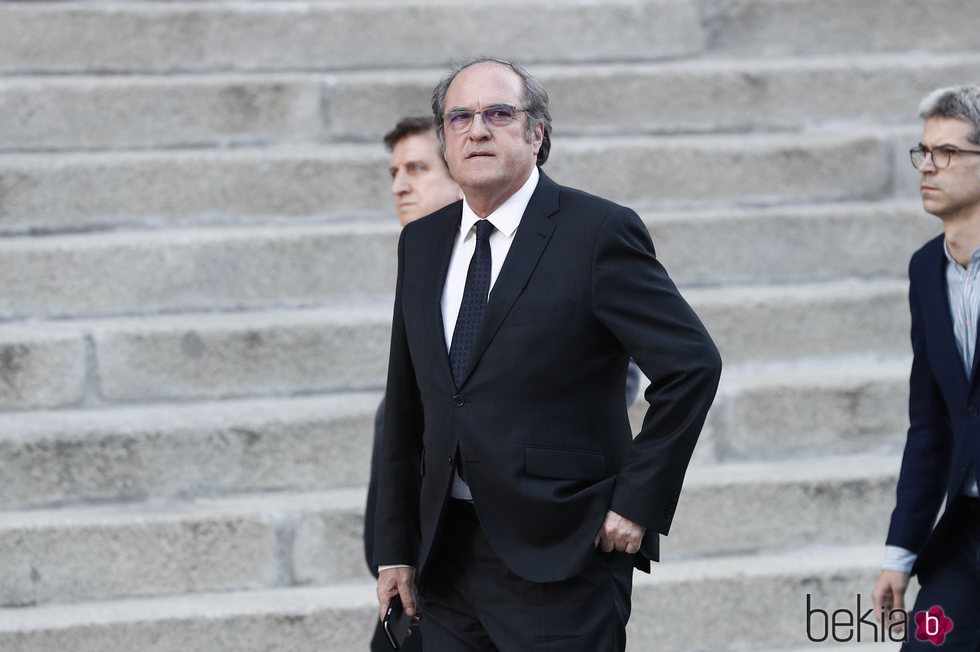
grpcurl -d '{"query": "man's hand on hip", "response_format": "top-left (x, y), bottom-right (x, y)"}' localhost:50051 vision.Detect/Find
top-left (377, 566), bottom-right (417, 621)
top-left (595, 510), bottom-right (646, 554)
top-left (871, 569), bottom-right (910, 632)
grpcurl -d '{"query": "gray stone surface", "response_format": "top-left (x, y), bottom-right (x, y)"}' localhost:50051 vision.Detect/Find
top-left (0, 546), bottom-right (891, 652)
top-left (0, 393), bottom-right (378, 508)
top-left (631, 356), bottom-right (909, 463)
top-left (626, 546), bottom-right (888, 651)
top-left (889, 125), bottom-right (927, 199)
top-left (0, 328), bottom-right (86, 411)
top-left (547, 133), bottom-right (892, 208)
top-left (646, 201), bottom-right (939, 287)
top-left (710, 358), bottom-right (910, 461)
top-left (687, 279), bottom-right (909, 364)
top-left (0, 147), bottom-right (389, 233)
top-left (92, 306), bottom-right (391, 401)
top-left (0, 202), bottom-right (936, 320)
top-left (0, 584), bottom-right (376, 652)
top-left (327, 54), bottom-right (980, 142)
top-left (0, 505), bottom-right (285, 607)
top-left (289, 489), bottom-right (371, 586)
top-left (0, 133), bottom-right (893, 232)
top-left (78, 280), bottom-right (908, 403)
top-left (6, 54), bottom-right (974, 151)
top-left (669, 455), bottom-right (898, 559)
top-left (0, 0), bottom-right (703, 74)
top-left (0, 224), bottom-right (399, 320)
top-left (702, 0), bottom-right (980, 56)
top-left (0, 456), bottom-right (897, 608)
top-left (0, 75), bottom-right (324, 152)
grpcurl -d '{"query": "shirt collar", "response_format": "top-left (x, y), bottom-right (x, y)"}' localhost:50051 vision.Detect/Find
top-left (943, 238), bottom-right (980, 270)
top-left (459, 166), bottom-right (539, 239)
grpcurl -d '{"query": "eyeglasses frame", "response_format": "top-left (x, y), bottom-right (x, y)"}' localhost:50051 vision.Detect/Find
top-left (910, 145), bottom-right (980, 170)
top-left (440, 104), bottom-right (529, 133)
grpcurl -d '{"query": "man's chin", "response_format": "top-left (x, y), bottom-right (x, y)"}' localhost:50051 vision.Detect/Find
top-left (399, 212), bottom-right (421, 226)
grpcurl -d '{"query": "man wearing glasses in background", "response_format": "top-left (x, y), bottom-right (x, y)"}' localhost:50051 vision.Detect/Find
top-left (873, 85), bottom-right (980, 649)
top-left (373, 57), bottom-right (720, 650)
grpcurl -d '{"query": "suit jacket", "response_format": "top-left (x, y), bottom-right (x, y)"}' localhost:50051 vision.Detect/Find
top-left (886, 233), bottom-right (980, 574)
top-left (373, 170), bottom-right (721, 584)
top-left (363, 363), bottom-right (642, 577)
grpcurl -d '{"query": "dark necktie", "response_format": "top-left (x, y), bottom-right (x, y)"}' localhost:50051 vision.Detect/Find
top-left (449, 219), bottom-right (495, 387)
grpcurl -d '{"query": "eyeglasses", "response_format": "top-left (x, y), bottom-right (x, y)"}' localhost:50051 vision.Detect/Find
top-left (910, 145), bottom-right (980, 169)
top-left (442, 105), bottom-right (527, 133)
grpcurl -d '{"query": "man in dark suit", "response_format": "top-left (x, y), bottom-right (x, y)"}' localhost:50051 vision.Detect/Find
top-left (872, 85), bottom-right (980, 650)
top-left (374, 57), bottom-right (721, 650)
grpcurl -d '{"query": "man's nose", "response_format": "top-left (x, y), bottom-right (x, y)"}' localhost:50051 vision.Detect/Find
top-left (392, 170), bottom-right (410, 194)
top-left (467, 112), bottom-right (492, 139)
top-left (918, 153), bottom-right (938, 174)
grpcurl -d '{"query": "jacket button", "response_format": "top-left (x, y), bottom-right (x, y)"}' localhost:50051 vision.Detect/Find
top-left (970, 407), bottom-right (979, 418)
top-left (453, 394), bottom-right (465, 407)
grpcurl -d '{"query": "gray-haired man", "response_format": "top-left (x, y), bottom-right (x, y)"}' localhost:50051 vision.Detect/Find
top-left (872, 85), bottom-right (980, 649)
top-left (373, 57), bottom-right (719, 651)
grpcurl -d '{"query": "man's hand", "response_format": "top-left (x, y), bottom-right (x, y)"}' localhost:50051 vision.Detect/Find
top-left (377, 567), bottom-right (417, 622)
top-left (595, 510), bottom-right (646, 554)
top-left (871, 570), bottom-right (910, 632)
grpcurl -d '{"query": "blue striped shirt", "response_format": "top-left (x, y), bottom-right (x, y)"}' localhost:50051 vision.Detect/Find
top-left (943, 240), bottom-right (980, 498)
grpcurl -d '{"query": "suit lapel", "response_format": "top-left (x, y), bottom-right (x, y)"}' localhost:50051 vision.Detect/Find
top-left (926, 239), bottom-right (971, 394)
top-left (456, 171), bottom-right (561, 388)
top-left (421, 203), bottom-right (463, 383)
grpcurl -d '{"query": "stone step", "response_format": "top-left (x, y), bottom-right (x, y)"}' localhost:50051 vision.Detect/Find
top-left (692, 356), bottom-right (910, 464)
top-left (647, 201), bottom-right (935, 288)
top-left (0, 356), bottom-right (908, 510)
top-left (3, 54), bottom-right (977, 151)
top-left (0, 324), bottom-right (88, 411)
top-left (0, 545), bottom-right (896, 652)
top-left (667, 453), bottom-right (898, 560)
top-left (3, 0), bottom-right (976, 78)
top-left (0, 489), bottom-right (369, 608)
top-left (0, 132), bottom-right (894, 233)
top-left (628, 545), bottom-right (908, 651)
top-left (703, 0), bottom-right (980, 57)
top-left (0, 278), bottom-right (909, 409)
top-left (0, 0), bottom-right (703, 75)
top-left (0, 201), bottom-right (937, 321)
top-left (0, 452), bottom-right (898, 606)
top-left (0, 393), bottom-right (379, 509)
top-left (691, 279), bottom-right (909, 365)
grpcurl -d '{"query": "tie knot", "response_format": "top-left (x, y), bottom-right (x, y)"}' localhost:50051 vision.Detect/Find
top-left (475, 219), bottom-right (494, 242)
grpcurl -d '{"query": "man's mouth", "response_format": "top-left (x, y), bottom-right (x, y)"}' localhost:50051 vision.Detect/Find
top-left (466, 151), bottom-right (494, 159)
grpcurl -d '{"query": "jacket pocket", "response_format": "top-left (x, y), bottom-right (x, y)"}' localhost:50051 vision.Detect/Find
top-left (524, 445), bottom-right (606, 482)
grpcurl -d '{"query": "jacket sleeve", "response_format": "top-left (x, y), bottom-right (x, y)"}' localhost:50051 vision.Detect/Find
top-left (885, 267), bottom-right (952, 553)
top-left (591, 207), bottom-right (722, 536)
top-left (372, 228), bottom-right (424, 568)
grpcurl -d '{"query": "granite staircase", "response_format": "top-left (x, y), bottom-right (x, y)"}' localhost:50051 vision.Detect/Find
top-left (2, 1), bottom-right (975, 649)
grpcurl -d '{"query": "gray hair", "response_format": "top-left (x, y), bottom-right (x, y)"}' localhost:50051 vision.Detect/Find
top-left (431, 56), bottom-right (552, 166)
top-left (919, 84), bottom-right (980, 145)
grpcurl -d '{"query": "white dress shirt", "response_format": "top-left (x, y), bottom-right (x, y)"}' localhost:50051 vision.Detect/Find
top-left (377, 168), bottom-right (540, 572)
top-left (443, 166), bottom-right (539, 500)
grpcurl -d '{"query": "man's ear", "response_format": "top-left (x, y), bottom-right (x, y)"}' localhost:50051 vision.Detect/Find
top-left (531, 122), bottom-right (544, 155)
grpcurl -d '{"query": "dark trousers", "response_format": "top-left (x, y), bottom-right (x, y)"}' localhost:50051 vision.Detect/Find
top-left (418, 499), bottom-right (634, 652)
top-left (902, 496), bottom-right (980, 651)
